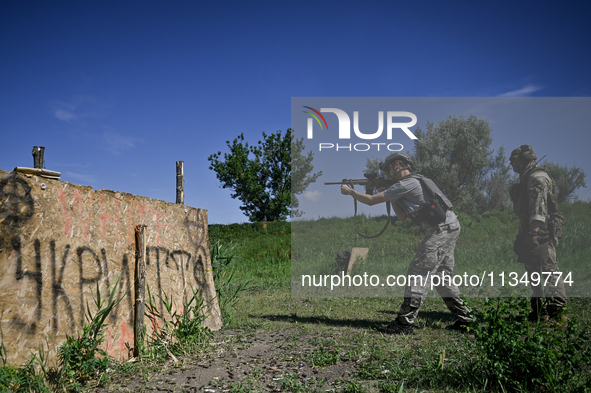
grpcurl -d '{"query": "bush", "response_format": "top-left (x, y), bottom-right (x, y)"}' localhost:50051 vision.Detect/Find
top-left (144, 286), bottom-right (213, 360)
top-left (467, 297), bottom-right (591, 392)
top-left (52, 278), bottom-right (126, 392)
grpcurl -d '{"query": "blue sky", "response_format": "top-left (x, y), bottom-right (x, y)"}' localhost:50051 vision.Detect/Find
top-left (1, 1), bottom-right (590, 224)
top-left (292, 97), bottom-right (591, 220)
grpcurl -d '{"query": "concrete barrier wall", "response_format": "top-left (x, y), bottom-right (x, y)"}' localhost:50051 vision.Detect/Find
top-left (0, 169), bottom-right (222, 366)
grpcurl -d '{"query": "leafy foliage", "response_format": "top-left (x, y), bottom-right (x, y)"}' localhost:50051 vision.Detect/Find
top-left (0, 353), bottom-right (49, 393)
top-left (543, 161), bottom-right (587, 202)
top-left (291, 135), bottom-right (322, 217)
top-left (52, 278), bottom-right (126, 392)
top-left (467, 297), bottom-right (591, 392)
top-left (144, 286), bottom-right (213, 360)
top-left (412, 115), bottom-right (513, 213)
top-left (363, 156), bottom-right (387, 178)
top-left (209, 129), bottom-right (320, 222)
top-left (208, 130), bottom-right (290, 221)
top-left (210, 240), bottom-right (250, 324)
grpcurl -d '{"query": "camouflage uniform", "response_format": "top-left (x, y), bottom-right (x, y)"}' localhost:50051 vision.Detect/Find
top-left (383, 175), bottom-right (472, 328)
top-left (397, 219), bottom-right (472, 326)
top-left (510, 147), bottom-right (567, 319)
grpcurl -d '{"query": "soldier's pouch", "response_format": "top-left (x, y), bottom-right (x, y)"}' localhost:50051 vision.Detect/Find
top-left (529, 241), bottom-right (550, 261)
top-left (548, 212), bottom-right (566, 241)
top-left (418, 198), bottom-right (447, 226)
top-left (513, 235), bottom-right (527, 263)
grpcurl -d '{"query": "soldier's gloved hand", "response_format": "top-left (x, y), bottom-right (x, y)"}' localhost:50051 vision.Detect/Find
top-left (525, 232), bottom-right (540, 250)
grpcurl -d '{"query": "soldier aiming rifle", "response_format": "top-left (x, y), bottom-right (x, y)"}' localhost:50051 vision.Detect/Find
top-left (337, 153), bottom-right (473, 334)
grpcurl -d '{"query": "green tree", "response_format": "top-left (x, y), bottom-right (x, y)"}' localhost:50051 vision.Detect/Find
top-left (291, 136), bottom-right (322, 217)
top-left (208, 129), bottom-right (320, 222)
top-left (411, 115), bottom-right (510, 213)
top-left (363, 156), bottom-right (385, 177)
top-left (543, 161), bottom-right (587, 202)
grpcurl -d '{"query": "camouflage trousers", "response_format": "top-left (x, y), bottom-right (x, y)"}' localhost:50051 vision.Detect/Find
top-left (521, 239), bottom-right (567, 317)
top-left (396, 220), bottom-right (472, 326)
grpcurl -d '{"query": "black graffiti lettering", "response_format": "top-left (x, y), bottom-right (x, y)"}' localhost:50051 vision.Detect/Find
top-left (192, 253), bottom-right (206, 288)
top-left (100, 248), bottom-right (118, 323)
top-left (51, 241), bottom-right (75, 333)
top-left (113, 253), bottom-right (134, 326)
top-left (10, 315), bottom-right (36, 334)
top-left (0, 173), bottom-right (35, 233)
top-left (147, 247), bottom-right (165, 314)
top-left (33, 240), bottom-right (43, 321)
top-left (170, 250), bottom-right (191, 272)
top-left (4, 234), bottom-right (204, 336)
top-left (12, 236), bottom-right (23, 278)
top-left (11, 236), bottom-right (43, 332)
top-left (76, 246), bottom-right (103, 324)
top-left (170, 250), bottom-right (191, 299)
top-left (185, 208), bottom-right (205, 248)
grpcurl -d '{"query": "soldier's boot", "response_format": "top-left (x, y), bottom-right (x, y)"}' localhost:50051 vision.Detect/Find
top-left (378, 319), bottom-right (413, 335)
top-left (547, 305), bottom-right (568, 327)
top-left (528, 312), bottom-right (550, 323)
top-left (445, 320), bottom-right (470, 333)
top-left (528, 298), bottom-right (549, 323)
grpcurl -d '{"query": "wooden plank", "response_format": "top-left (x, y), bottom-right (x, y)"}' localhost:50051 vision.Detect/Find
top-left (133, 225), bottom-right (146, 358)
top-left (176, 161), bottom-right (184, 204)
top-left (14, 167), bottom-right (61, 179)
top-left (347, 247), bottom-right (369, 275)
top-left (32, 146), bottom-right (45, 169)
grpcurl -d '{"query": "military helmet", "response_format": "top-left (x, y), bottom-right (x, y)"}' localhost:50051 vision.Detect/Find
top-left (380, 152), bottom-right (415, 173)
top-left (510, 145), bottom-right (537, 174)
top-left (510, 145), bottom-right (537, 164)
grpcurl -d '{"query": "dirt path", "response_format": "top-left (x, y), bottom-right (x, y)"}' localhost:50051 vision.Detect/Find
top-left (97, 328), bottom-right (359, 392)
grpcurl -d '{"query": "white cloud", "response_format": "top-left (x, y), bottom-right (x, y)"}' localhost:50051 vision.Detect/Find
top-left (498, 84), bottom-right (543, 97)
top-left (54, 109), bottom-right (77, 121)
top-left (302, 190), bottom-right (322, 202)
top-left (103, 131), bottom-right (138, 154)
top-left (50, 95), bottom-right (110, 122)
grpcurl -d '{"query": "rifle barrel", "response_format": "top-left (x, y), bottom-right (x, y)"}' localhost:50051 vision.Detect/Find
top-left (324, 179), bottom-right (369, 185)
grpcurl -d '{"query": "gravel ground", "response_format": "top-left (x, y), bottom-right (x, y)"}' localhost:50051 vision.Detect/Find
top-left (96, 328), bottom-right (359, 392)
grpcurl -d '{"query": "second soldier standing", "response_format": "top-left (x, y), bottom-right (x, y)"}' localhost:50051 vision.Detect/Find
top-left (509, 145), bottom-right (567, 323)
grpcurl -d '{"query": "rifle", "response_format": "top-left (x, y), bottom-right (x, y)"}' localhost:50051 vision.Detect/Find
top-left (324, 172), bottom-right (394, 195)
top-left (325, 173), bottom-right (395, 238)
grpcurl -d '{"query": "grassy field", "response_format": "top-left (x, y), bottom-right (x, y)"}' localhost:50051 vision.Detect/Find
top-left (208, 202), bottom-right (591, 392)
top-left (5, 204), bottom-right (588, 392)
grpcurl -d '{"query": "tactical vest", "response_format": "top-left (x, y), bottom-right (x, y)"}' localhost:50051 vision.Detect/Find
top-left (401, 174), bottom-right (453, 227)
top-left (509, 167), bottom-right (563, 240)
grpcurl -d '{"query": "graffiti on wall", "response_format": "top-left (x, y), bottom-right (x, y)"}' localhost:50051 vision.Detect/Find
top-left (0, 171), bottom-right (213, 361)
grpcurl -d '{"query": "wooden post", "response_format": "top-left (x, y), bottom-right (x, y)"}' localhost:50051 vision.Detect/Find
top-left (176, 161), bottom-right (184, 204)
top-left (133, 224), bottom-right (147, 358)
top-left (32, 146), bottom-right (45, 169)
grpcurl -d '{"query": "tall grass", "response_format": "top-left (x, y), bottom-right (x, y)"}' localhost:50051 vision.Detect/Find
top-left (211, 202), bottom-right (591, 392)
top-left (209, 221), bottom-right (291, 293)
top-left (290, 204), bottom-right (590, 298)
